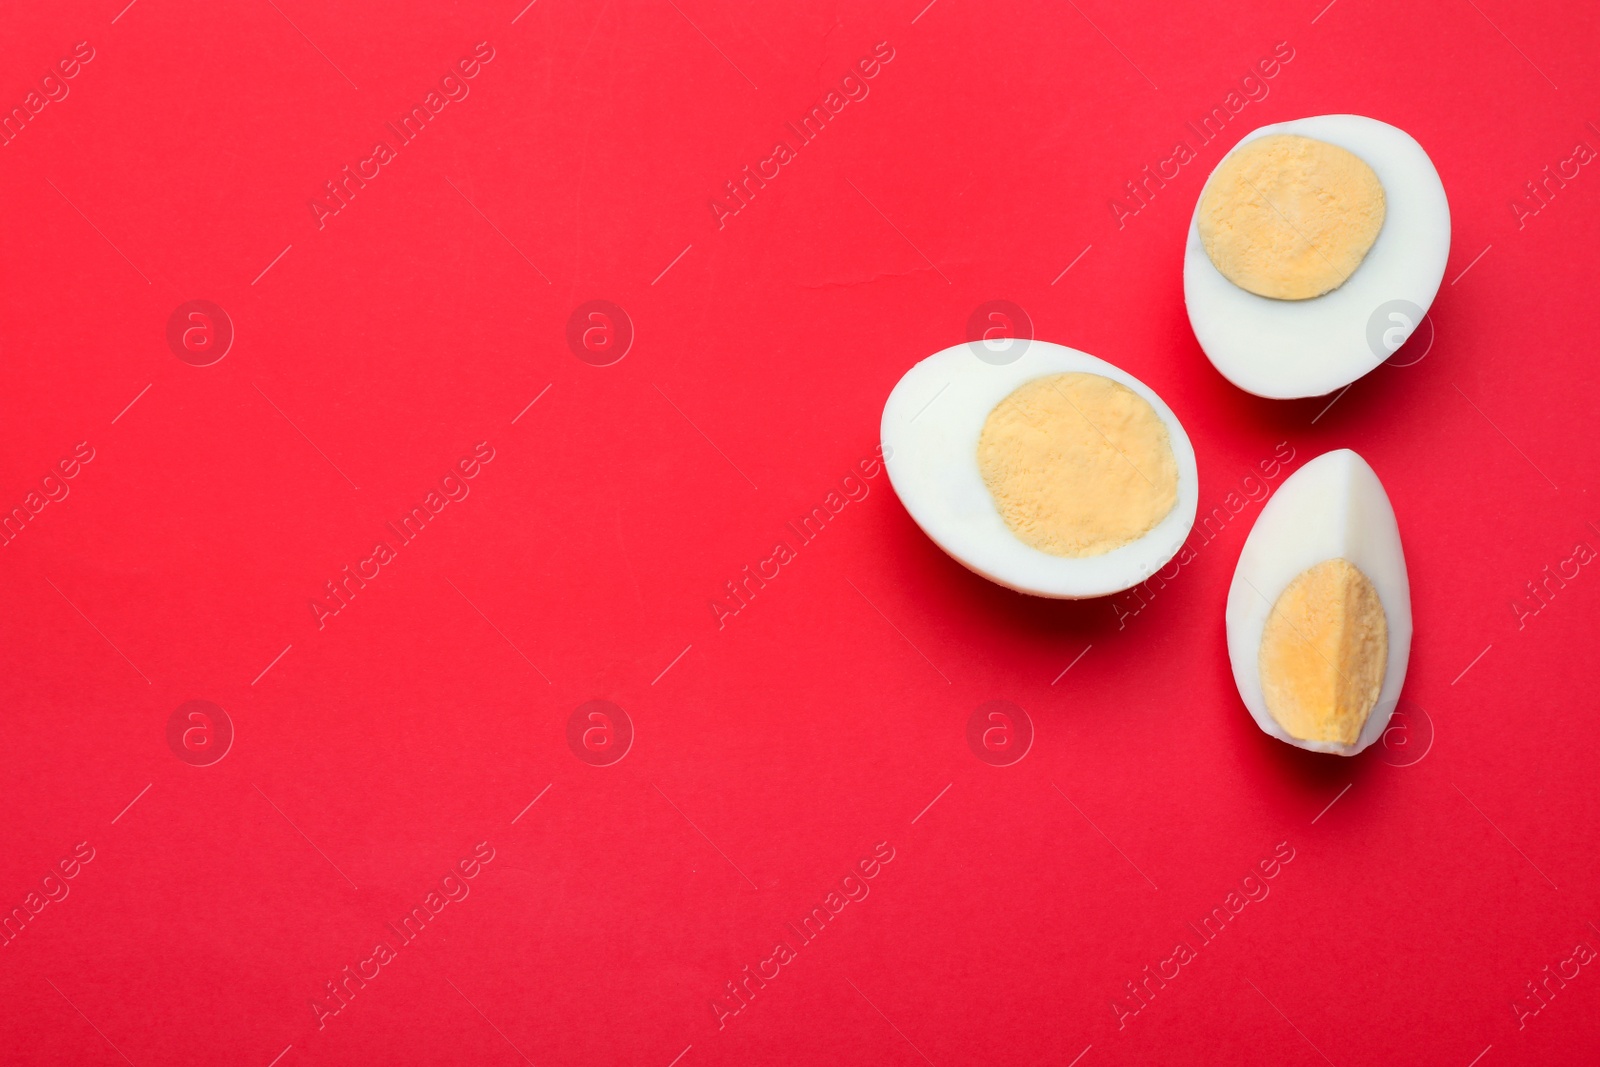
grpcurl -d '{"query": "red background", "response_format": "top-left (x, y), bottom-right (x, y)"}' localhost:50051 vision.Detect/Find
top-left (3, 1), bottom-right (1598, 1064)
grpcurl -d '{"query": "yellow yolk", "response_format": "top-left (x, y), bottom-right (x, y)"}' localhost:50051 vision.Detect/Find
top-left (977, 372), bottom-right (1178, 558)
top-left (1259, 558), bottom-right (1388, 745)
top-left (1198, 134), bottom-right (1386, 300)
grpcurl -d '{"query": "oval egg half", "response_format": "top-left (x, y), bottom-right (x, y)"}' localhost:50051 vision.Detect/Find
top-left (1184, 114), bottom-right (1451, 399)
top-left (882, 340), bottom-right (1198, 598)
top-left (1226, 449), bottom-right (1412, 755)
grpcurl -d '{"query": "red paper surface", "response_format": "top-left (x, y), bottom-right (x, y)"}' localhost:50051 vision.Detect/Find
top-left (3, 1), bottom-right (1599, 1064)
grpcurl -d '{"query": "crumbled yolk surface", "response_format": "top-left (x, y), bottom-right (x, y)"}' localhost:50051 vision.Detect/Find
top-left (1259, 558), bottom-right (1388, 745)
top-left (1198, 134), bottom-right (1386, 300)
top-left (977, 372), bottom-right (1178, 558)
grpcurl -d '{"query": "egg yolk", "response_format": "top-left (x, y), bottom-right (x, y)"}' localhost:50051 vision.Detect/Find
top-left (977, 372), bottom-right (1178, 558)
top-left (1258, 558), bottom-right (1388, 745)
top-left (1198, 134), bottom-right (1386, 300)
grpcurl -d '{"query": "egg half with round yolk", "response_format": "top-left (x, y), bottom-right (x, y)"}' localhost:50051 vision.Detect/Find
top-left (1184, 114), bottom-right (1451, 399)
top-left (881, 340), bottom-right (1198, 598)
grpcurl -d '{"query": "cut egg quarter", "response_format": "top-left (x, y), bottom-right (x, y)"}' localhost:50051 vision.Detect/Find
top-left (882, 340), bottom-right (1198, 599)
top-left (1226, 449), bottom-right (1411, 755)
top-left (1185, 115), bottom-right (1451, 399)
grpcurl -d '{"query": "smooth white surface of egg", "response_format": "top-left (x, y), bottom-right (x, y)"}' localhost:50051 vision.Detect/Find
top-left (1184, 114), bottom-right (1451, 399)
top-left (1226, 449), bottom-right (1412, 755)
top-left (881, 340), bottom-right (1198, 598)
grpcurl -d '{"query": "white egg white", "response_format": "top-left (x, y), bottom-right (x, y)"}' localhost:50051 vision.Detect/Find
top-left (1184, 114), bottom-right (1451, 399)
top-left (1226, 449), bottom-right (1412, 755)
top-left (880, 340), bottom-right (1198, 599)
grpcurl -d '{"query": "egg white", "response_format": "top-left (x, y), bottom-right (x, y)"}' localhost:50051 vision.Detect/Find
top-left (881, 340), bottom-right (1199, 598)
top-left (1225, 449), bottom-right (1412, 755)
top-left (1184, 115), bottom-right (1451, 399)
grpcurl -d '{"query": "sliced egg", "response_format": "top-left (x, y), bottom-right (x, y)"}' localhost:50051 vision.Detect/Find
top-left (1226, 449), bottom-right (1411, 755)
top-left (881, 340), bottom-right (1198, 598)
top-left (1184, 114), bottom-right (1451, 399)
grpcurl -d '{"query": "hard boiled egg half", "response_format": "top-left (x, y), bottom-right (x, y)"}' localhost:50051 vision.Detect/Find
top-left (882, 340), bottom-right (1198, 598)
top-left (1184, 115), bottom-right (1451, 399)
top-left (1226, 449), bottom-right (1411, 755)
